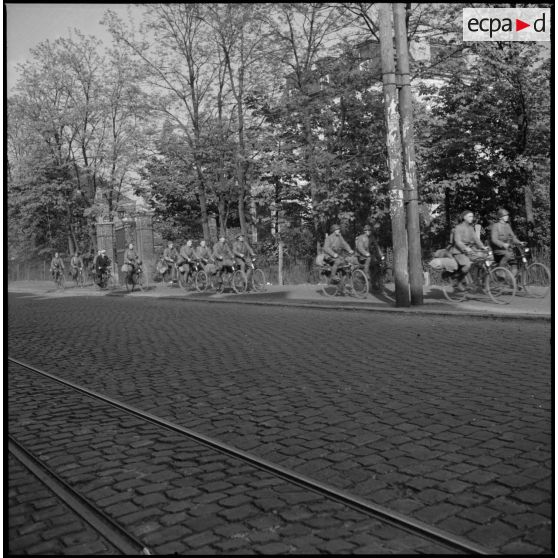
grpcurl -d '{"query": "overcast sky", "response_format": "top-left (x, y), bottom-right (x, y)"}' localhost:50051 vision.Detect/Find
top-left (5, 3), bottom-right (140, 92)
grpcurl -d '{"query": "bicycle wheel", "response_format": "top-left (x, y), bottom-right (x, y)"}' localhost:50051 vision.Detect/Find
top-left (486, 266), bottom-right (516, 304)
top-left (321, 272), bottom-right (339, 297)
top-left (232, 270), bottom-right (247, 293)
top-left (215, 273), bottom-right (226, 293)
top-left (137, 272), bottom-right (144, 291)
top-left (177, 270), bottom-right (187, 289)
top-left (195, 270), bottom-right (209, 292)
top-left (125, 273), bottom-right (134, 292)
top-left (441, 272), bottom-right (467, 303)
top-left (522, 263), bottom-right (550, 298)
top-left (56, 273), bottom-right (65, 290)
top-left (252, 269), bottom-right (266, 292)
top-left (77, 271), bottom-right (84, 288)
top-left (350, 269), bottom-right (369, 298)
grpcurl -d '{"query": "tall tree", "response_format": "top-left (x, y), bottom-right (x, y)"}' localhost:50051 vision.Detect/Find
top-left (414, 41), bottom-right (550, 246)
top-left (104, 4), bottom-right (216, 241)
top-left (205, 3), bottom-right (275, 237)
top-left (266, 3), bottom-right (353, 240)
top-left (8, 34), bottom-right (103, 256)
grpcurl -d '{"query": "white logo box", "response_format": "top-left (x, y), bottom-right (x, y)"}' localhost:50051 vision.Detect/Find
top-left (463, 8), bottom-right (551, 42)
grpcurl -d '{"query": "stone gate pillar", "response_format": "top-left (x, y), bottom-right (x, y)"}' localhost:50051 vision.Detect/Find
top-left (135, 212), bottom-right (155, 284)
top-left (208, 213), bottom-right (218, 244)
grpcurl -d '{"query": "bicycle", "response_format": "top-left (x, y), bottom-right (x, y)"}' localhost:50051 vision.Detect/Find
top-left (211, 262), bottom-right (246, 294)
top-left (52, 268), bottom-right (65, 290)
top-left (124, 263), bottom-right (144, 293)
top-left (86, 264), bottom-right (97, 286)
top-left (235, 257), bottom-right (267, 293)
top-left (71, 267), bottom-right (85, 288)
top-left (193, 261), bottom-right (221, 293)
top-left (316, 258), bottom-right (369, 299)
top-left (159, 260), bottom-right (180, 287)
top-left (441, 249), bottom-right (516, 304)
top-left (96, 267), bottom-right (115, 290)
top-left (177, 261), bottom-right (203, 291)
top-left (507, 244), bottom-right (550, 299)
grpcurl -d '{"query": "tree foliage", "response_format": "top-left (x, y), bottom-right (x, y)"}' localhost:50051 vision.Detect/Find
top-left (8, 4), bottom-right (551, 263)
top-left (415, 40), bottom-right (551, 248)
top-left (7, 31), bottom-right (148, 259)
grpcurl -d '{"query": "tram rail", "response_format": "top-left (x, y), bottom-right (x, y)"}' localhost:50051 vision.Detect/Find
top-left (8, 435), bottom-right (152, 555)
top-left (9, 356), bottom-right (494, 555)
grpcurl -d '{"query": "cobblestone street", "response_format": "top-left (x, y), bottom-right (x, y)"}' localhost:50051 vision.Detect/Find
top-left (8, 291), bottom-right (552, 554)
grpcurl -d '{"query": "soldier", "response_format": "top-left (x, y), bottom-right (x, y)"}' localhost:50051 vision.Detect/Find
top-left (490, 208), bottom-right (523, 275)
top-left (355, 225), bottom-right (372, 275)
top-left (50, 252), bottom-right (65, 278)
top-left (369, 225), bottom-right (386, 292)
top-left (177, 240), bottom-right (196, 283)
top-left (123, 243), bottom-right (140, 279)
top-left (162, 241), bottom-right (178, 285)
top-left (450, 210), bottom-right (487, 291)
top-left (232, 233), bottom-right (256, 275)
top-left (69, 252), bottom-right (83, 281)
top-left (213, 235), bottom-right (234, 280)
top-left (323, 224), bottom-right (354, 280)
top-left (94, 249), bottom-right (111, 285)
top-left (195, 239), bottom-right (216, 275)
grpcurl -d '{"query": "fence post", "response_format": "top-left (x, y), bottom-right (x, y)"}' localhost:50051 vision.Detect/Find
top-left (278, 238), bottom-right (284, 286)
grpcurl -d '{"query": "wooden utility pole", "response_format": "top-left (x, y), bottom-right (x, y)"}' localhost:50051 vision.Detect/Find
top-left (378, 3), bottom-right (410, 306)
top-left (393, 3), bottom-right (423, 305)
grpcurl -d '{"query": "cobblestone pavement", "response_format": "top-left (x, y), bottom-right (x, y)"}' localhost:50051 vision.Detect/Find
top-left (9, 361), bottom-right (450, 555)
top-left (8, 292), bottom-right (553, 554)
top-left (8, 453), bottom-right (119, 555)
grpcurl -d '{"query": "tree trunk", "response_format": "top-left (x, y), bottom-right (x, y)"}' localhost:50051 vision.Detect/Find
top-left (303, 114), bottom-right (321, 243)
top-left (238, 189), bottom-right (248, 234)
top-left (445, 187), bottom-right (451, 236)
top-left (524, 183), bottom-right (534, 223)
top-left (68, 224), bottom-right (79, 255)
top-left (217, 197), bottom-right (227, 237)
top-left (194, 165), bottom-right (210, 241)
top-left (198, 187), bottom-right (210, 242)
top-left (278, 237), bottom-right (284, 286)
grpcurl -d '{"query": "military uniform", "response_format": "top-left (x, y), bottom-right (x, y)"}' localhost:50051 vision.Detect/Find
top-left (213, 240), bottom-right (234, 272)
top-left (323, 227), bottom-right (353, 278)
top-left (195, 244), bottom-right (216, 274)
top-left (50, 256), bottom-right (65, 275)
top-left (162, 245), bottom-right (178, 282)
top-left (178, 244), bottom-right (196, 278)
top-left (490, 221), bottom-right (520, 267)
top-left (232, 237), bottom-right (255, 274)
top-left (70, 255), bottom-right (83, 279)
top-left (355, 233), bottom-right (371, 271)
top-left (124, 248), bottom-right (139, 264)
top-left (450, 221), bottom-right (485, 278)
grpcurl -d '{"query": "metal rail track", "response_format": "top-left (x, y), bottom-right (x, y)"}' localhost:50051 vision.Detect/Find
top-left (8, 356), bottom-right (494, 555)
top-left (8, 435), bottom-right (152, 555)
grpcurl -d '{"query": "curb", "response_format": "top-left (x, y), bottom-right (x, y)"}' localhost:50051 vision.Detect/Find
top-left (8, 286), bottom-right (551, 321)
top-left (123, 291), bottom-right (552, 321)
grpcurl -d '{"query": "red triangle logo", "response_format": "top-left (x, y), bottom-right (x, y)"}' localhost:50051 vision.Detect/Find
top-left (516, 19), bottom-right (530, 31)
